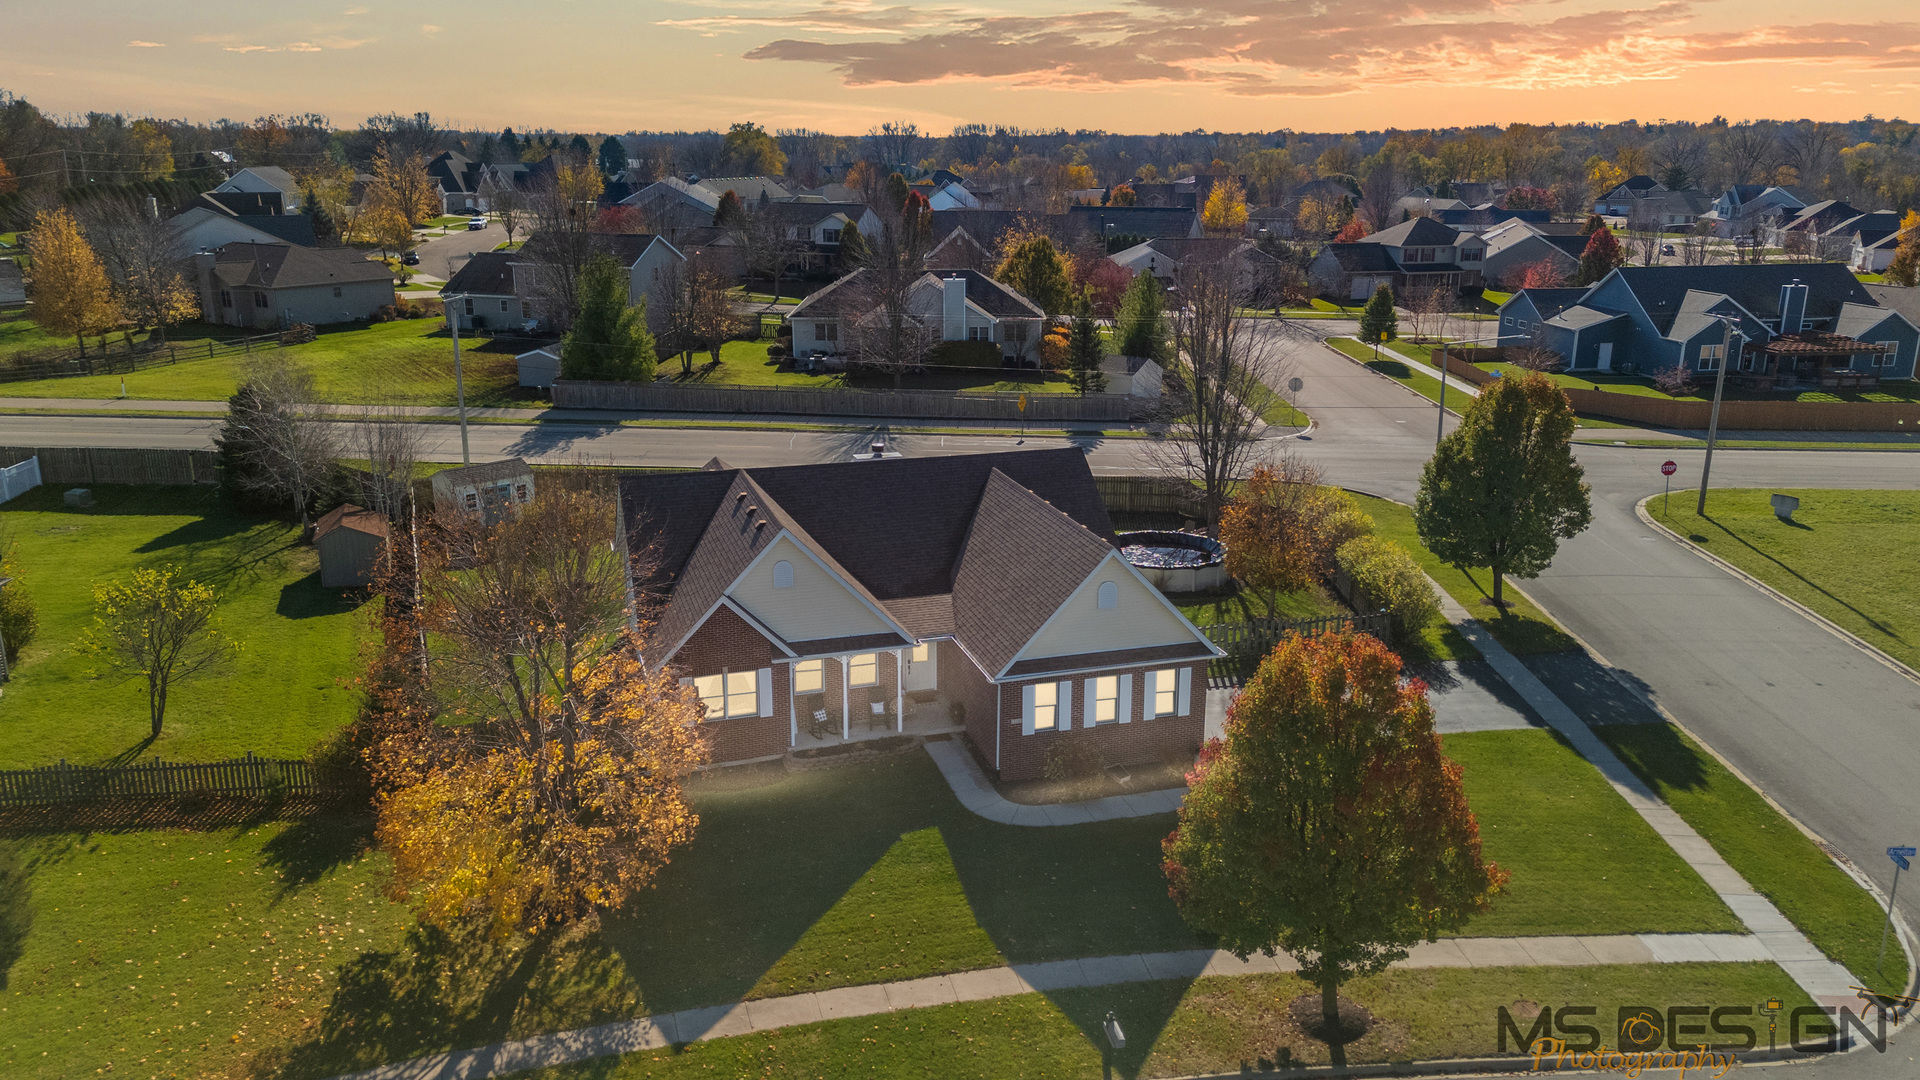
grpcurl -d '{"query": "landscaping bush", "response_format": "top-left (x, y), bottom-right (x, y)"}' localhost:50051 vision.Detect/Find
top-left (928, 339), bottom-right (1001, 368)
top-left (0, 551), bottom-right (36, 664)
top-left (1651, 362), bottom-right (1695, 395)
top-left (1335, 536), bottom-right (1441, 633)
top-left (1039, 327), bottom-right (1070, 370)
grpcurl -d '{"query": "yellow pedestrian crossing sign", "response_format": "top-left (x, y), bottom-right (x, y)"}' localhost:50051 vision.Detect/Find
top-left (1018, 393), bottom-right (1028, 413)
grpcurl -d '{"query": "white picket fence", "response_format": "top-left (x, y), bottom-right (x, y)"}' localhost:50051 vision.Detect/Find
top-left (0, 455), bottom-right (39, 504)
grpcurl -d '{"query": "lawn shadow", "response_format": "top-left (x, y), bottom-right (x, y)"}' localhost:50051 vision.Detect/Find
top-left (1695, 515), bottom-right (1903, 642)
top-left (501, 420), bottom-right (625, 460)
top-left (1366, 359), bottom-right (1413, 379)
top-left (95, 733), bottom-right (158, 769)
top-left (1053, 979), bottom-right (1197, 1080)
top-left (1592, 722), bottom-right (1711, 795)
top-left (258, 812), bottom-right (376, 903)
top-left (136, 512), bottom-right (254, 553)
top-left (0, 841), bottom-right (31, 992)
top-left (277, 571), bottom-right (361, 619)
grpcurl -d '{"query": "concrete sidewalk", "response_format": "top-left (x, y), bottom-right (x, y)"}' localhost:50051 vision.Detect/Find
top-left (330, 931), bottom-right (1777, 1080)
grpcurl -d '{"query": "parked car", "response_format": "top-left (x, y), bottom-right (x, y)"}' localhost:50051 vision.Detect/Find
top-left (467, 216), bottom-right (487, 231)
top-left (400, 250), bottom-right (421, 266)
top-left (1660, 244), bottom-right (1676, 257)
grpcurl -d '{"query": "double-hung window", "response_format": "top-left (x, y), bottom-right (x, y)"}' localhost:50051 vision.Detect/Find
top-left (1090, 675), bottom-right (1119, 725)
top-left (1149, 669), bottom-right (1179, 718)
top-left (794, 659), bottom-right (824, 694)
top-left (849, 653), bottom-right (877, 687)
top-left (1875, 341), bottom-right (1900, 367)
top-left (1032, 682), bottom-right (1060, 732)
top-left (1697, 343), bottom-right (1725, 372)
top-left (694, 670), bottom-right (759, 719)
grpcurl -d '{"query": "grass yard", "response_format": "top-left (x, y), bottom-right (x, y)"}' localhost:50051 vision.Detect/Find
top-left (1445, 730), bottom-right (1739, 937)
top-left (1660, 489), bottom-right (1920, 673)
top-left (1598, 723), bottom-right (1910, 995)
top-left (1351, 494), bottom-right (1580, 657)
top-left (1173, 581), bottom-right (1344, 627)
top-left (664, 339), bottom-right (1079, 395)
top-left (525, 964), bottom-right (1810, 1079)
top-left (0, 485), bottom-right (369, 767)
top-left (0, 319), bottom-right (527, 407)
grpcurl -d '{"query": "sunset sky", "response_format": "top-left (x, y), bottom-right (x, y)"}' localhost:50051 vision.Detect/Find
top-left (9, 0), bottom-right (1920, 133)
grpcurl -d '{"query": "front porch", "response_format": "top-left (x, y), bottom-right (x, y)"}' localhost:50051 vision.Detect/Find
top-left (791, 691), bottom-right (962, 750)
top-left (786, 642), bottom-right (952, 750)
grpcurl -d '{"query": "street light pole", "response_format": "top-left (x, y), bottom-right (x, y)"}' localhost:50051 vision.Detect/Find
top-left (1695, 316), bottom-right (1739, 516)
top-left (1436, 341), bottom-right (1449, 445)
top-left (446, 293), bottom-right (472, 466)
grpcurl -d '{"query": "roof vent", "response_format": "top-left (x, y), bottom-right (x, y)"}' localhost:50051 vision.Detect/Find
top-left (746, 505), bottom-right (758, 514)
top-left (735, 491), bottom-right (747, 501)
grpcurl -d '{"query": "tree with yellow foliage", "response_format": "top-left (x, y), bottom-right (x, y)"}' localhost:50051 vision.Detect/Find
top-left (128, 119), bottom-right (175, 181)
top-left (373, 482), bottom-right (709, 936)
top-left (1202, 177), bottom-right (1250, 234)
top-left (1887, 210), bottom-right (1920, 288)
top-left (25, 208), bottom-right (120, 356)
top-left (367, 145), bottom-right (439, 231)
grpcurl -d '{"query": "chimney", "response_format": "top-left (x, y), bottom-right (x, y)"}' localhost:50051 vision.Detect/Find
top-left (942, 276), bottom-right (966, 342)
top-left (1779, 279), bottom-right (1807, 334)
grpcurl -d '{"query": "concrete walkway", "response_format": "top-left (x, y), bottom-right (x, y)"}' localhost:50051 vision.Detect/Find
top-left (923, 738), bottom-right (1185, 825)
top-left (1431, 585), bottom-right (1861, 1012)
top-left (332, 932), bottom-right (1778, 1080)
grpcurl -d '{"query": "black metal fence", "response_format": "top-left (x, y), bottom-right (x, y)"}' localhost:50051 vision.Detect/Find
top-left (1204, 611), bottom-right (1395, 657)
top-left (0, 332), bottom-right (286, 384)
top-left (0, 752), bottom-right (327, 806)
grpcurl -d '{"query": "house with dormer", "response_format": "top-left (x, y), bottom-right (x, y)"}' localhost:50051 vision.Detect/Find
top-left (1308, 216), bottom-right (1487, 300)
top-left (786, 268), bottom-right (1045, 366)
top-left (1495, 263), bottom-right (1918, 387)
top-left (621, 449), bottom-right (1222, 779)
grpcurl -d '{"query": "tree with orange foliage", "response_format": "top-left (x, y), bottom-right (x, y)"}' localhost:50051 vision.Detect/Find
top-left (1219, 459), bottom-right (1372, 620)
top-left (1164, 630), bottom-right (1506, 1067)
top-left (1332, 216), bottom-right (1370, 243)
top-left (1887, 210), bottom-right (1920, 288)
top-left (0, 156), bottom-right (18, 194)
top-left (373, 480), bottom-right (710, 937)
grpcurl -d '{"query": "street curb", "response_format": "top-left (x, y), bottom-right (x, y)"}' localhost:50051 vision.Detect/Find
top-left (1318, 339), bottom-right (1466, 418)
top-left (1634, 496), bottom-right (1920, 691)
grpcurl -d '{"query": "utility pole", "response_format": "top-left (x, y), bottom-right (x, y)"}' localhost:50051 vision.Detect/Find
top-left (447, 295), bottom-right (472, 466)
top-left (1436, 341), bottom-right (1449, 447)
top-left (1695, 316), bottom-right (1739, 516)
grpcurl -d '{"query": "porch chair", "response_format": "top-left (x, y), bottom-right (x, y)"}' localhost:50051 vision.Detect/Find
top-left (800, 694), bottom-right (834, 740)
top-left (866, 699), bottom-right (894, 732)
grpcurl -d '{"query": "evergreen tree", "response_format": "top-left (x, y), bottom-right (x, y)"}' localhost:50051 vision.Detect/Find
top-left (300, 187), bottom-right (337, 244)
top-left (1114, 270), bottom-right (1171, 362)
top-left (560, 254), bottom-right (658, 382)
top-left (1066, 292), bottom-right (1108, 395)
top-left (597, 135), bottom-right (627, 180)
top-left (1580, 212), bottom-right (1605, 236)
top-left (1358, 283), bottom-right (1398, 344)
top-left (995, 235), bottom-right (1072, 315)
top-left (1575, 227), bottom-right (1626, 285)
top-left (567, 134), bottom-right (593, 162)
top-left (501, 128), bottom-right (521, 161)
top-left (1415, 371), bottom-right (1593, 609)
top-left (838, 223), bottom-right (872, 268)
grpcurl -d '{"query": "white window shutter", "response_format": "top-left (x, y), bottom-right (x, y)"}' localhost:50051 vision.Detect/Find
top-left (1177, 667), bottom-right (1193, 716)
top-left (1058, 681), bottom-right (1074, 731)
top-left (758, 668), bottom-right (773, 717)
top-left (1021, 683), bottom-right (1036, 736)
top-left (1118, 673), bottom-right (1132, 724)
top-left (1083, 678), bottom-right (1097, 728)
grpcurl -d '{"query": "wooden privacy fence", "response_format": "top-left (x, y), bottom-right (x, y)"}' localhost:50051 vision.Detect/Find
top-left (1094, 475), bottom-right (1207, 517)
top-left (1205, 611), bottom-right (1394, 657)
top-left (1431, 352), bottom-right (1920, 431)
top-left (0, 753), bottom-right (327, 806)
top-left (0, 446), bottom-right (218, 486)
top-left (552, 379), bottom-right (1141, 422)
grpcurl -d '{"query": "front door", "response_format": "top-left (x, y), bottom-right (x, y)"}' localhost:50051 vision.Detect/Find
top-left (1596, 342), bottom-right (1614, 371)
top-left (903, 642), bottom-right (938, 692)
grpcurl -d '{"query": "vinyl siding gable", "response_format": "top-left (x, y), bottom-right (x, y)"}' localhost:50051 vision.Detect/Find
top-left (727, 535), bottom-right (892, 643)
top-left (1014, 553), bottom-right (1205, 663)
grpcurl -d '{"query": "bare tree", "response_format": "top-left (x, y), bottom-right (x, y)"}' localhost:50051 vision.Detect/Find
top-left (1626, 200), bottom-right (1664, 266)
top-left (1681, 220), bottom-right (1715, 266)
top-left (216, 360), bottom-right (342, 538)
top-left (842, 269), bottom-right (938, 386)
top-left (741, 205), bottom-right (808, 302)
top-left (1403, 282), bottom-right (1451, 343)
top-left (1720, 122), bottom-right (1781, 186)
top-left (1144, 256), bottom-right (1287, 535)
top-left (486, 172), bottom-right (528, 245)
top-left (1507, 324), bottom-right (1564, 372)
top-left (75, 194), bottom-right (198, 341)
top-left (865, 121), bottom-right (923, 169)
top-left (1358, 156), bottom-right (1402, 232)
top-left (353, 396), bottom-right (425, 524)
top-left (1780, 122), bottom-right (1843, 194)
top-left (1652, 129), bottom-right (1709, 191)
top-left (520, 162), bottom-right (606, 331)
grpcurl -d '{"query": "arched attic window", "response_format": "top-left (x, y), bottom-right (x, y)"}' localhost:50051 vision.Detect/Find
top-left (1097, 581), bottom-right (1118, 610)
top-left (773, 560), bottom-right (794, 589)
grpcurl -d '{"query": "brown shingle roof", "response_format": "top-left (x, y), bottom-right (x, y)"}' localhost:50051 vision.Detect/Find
top-left (210, 242), bottom-right (391, 290)
top-left (314, 503), bottom-right (389, 541)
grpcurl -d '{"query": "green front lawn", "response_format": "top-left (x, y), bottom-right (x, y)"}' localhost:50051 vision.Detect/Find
top-left (0, 319), bottom-right (526, 407)
top-left (528, 964), bottom-right (1809, 1079)
top-left (1661, 489), bottom-right (1920, 673)
top-left (1446, 730), bottom-right (1740, 937)
top-left (1173, 581), bottom-right (1345, 627)
top-left (1351, 494), bottom-right (1578, 656)
top-left (0, 485), bottom-right (369, 767)
top-left (1599, 723), bottom-right (1909, 994)
top-left (665, 340), bottom-right (1078, 395)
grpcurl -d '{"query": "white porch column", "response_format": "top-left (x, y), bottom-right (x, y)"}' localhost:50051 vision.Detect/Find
top-left (841, 656), bottom-right (850, 741)
top-left (787, 660), bottom-right (797, 748)
top-left (895, 648), bottom-right (905, 732)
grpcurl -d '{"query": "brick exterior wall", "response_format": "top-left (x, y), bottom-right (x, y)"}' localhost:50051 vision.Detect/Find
top-left (673, 605), bottom-right (789, 764)
top-left (993, 661), bottom-right (1207, 782)
top-left (942, 643), bottom-right (1001, 771)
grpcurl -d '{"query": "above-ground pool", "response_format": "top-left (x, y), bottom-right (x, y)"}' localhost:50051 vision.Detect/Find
top-left (1117, 530), bottom-right (1228, 593)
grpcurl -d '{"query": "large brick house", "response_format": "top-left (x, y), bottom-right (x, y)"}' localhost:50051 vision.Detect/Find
top-left (620, 449), bottom-right (1223, 781)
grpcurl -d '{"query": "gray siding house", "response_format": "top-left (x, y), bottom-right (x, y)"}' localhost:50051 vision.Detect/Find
top-left (1496, 264), bottom-right (1918, 387)
top-left (195, 242), bottom-right (395, 329)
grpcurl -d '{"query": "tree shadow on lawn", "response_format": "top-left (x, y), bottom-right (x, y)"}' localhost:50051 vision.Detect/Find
top-left (277, 571), bottom-right (362, 620)
top-left (0, 840), bottom-right (31, 992)
top-left (1693, 514), bottom-right (1903, 643)
top-left (259, 811), bottom-right (376, 902)
top-left (1593, 722), bottom-right (1712, 796)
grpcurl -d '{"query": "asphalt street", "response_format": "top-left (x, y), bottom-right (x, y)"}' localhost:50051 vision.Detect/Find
top-left (412, 220), bottom-right (507, 281)
top-left (7, 326), bottom-right (1920, 1049)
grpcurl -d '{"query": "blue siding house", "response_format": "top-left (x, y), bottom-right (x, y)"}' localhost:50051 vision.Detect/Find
top-left (1495, 264), bottom-right (1919, 389)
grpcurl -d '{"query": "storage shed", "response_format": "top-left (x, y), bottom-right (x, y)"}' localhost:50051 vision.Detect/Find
top-left (314, 504), bottom-right (389, 588)
top-left (517, 346), bottom-right (561, 388)
top-left (431, 458), bottom-right (535, 524)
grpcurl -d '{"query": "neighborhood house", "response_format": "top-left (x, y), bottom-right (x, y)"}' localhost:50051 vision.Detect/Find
top-left (621, 450), bottom-right (1223, 781)
top-left (193, 241), bottom-right (395, 328)
top-left (787, 268), bottom-right (1047, 367)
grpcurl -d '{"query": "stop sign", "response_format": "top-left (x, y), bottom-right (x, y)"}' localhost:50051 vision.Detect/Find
top-left (1661, 460), bottom-right (1678, 476)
